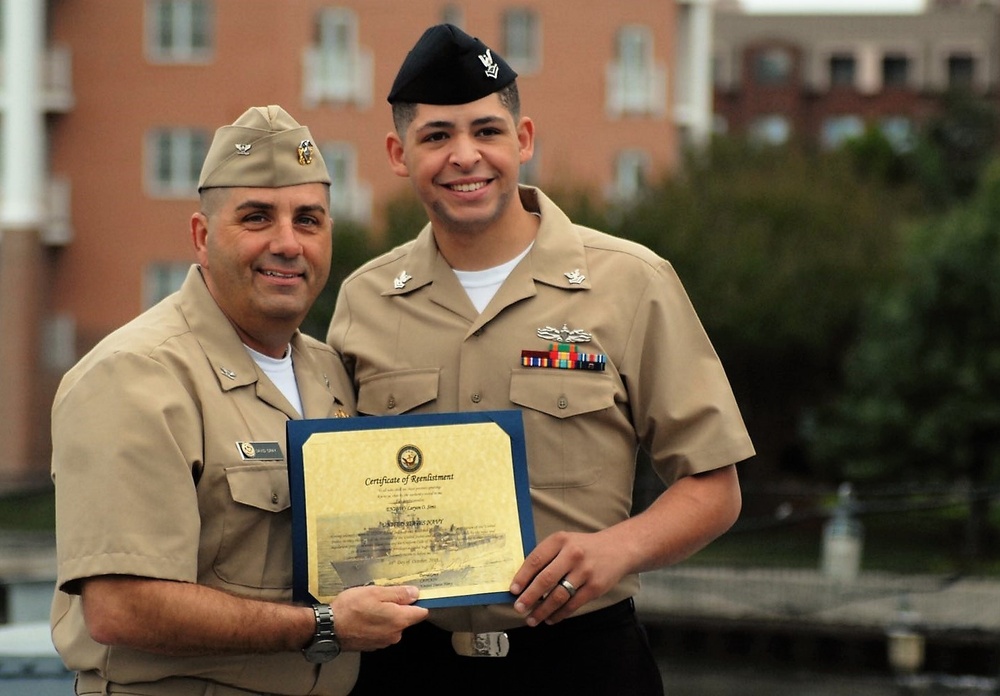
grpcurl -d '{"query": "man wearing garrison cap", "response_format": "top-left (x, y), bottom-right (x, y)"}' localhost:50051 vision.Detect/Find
top-left (328, 24), bottom-right (754, 694)
top-left (51, 105), bottom-right (427, 696)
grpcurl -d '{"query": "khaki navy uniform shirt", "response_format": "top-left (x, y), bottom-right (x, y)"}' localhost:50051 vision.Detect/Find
top-left (51, 265), bottom-right (358, 696)
top-left (328, 187), bottom-right (755, 634)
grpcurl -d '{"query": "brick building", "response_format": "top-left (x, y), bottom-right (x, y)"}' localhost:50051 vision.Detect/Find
top-left (0, 0), bottom-right (712, 488)
top-left (713, 0), bottom-right (1000, 148)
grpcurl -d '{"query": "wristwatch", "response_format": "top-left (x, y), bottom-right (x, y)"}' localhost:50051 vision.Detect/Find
top-left (302, 603), bottom-right (340, 663)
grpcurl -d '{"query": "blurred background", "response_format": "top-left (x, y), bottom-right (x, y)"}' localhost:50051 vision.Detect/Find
top-left (2, 0), bottom-right (999, 693)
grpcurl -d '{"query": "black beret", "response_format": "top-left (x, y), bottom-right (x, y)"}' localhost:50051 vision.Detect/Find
top-left (387, 24), bottom-right (517, 105)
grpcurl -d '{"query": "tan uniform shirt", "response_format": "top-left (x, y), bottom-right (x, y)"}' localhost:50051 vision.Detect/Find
top-left (51, 266), bottom-right (358, 696)
top-left (328, 187), bottom-right (755, 633)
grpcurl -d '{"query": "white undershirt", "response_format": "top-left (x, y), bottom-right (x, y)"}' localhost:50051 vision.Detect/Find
top-left (245, 344), bottom-right (303, 417)
top-left (453, 243), bottom-right (533, 313)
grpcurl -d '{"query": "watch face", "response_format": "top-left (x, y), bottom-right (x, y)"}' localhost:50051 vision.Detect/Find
top-left (305, 638), bottom-right (341, 663)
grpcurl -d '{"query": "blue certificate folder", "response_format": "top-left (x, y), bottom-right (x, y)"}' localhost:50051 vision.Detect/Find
top-left (287, 410), bottom-right (536, 609)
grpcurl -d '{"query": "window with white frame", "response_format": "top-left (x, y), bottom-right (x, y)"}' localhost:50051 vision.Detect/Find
top-left (748, 115), bottom-right (790, 145)
top-left (503, 9), bottom-right (541, 74)
top-left (829, 53), bottom-right (856, 88)
top-left (947, 52), bottom-right (975, 90)
top-left (519, 138), bottom-right (540, 186)
top-left (144, 261), bottom-right (191, 309)
top-left (712, 114), bottom-right (729, 136)
top-left (882, 53), bottom-right (910, 89)
top-left (42, 314), bottom-right (77, 372)
top-left (146, 0), bottom-right (212, 63)
top-left (753, 47), bottom-right (792, 86)
top-left (147, 128), bottom-right (209, 198)
top-left (303, 8), bottom-right (372, 107)
top-left (880, 116), bottom-right (915, 152)
top-left (820, 115), bottom-right (865, 149)
top-left (612, 149), bottom-right (650, 202)
top-left (441, 4), bottom-right (464, 27)
top-left (320, 142), bottom-right (371, 224)
top-left (606, 25), bottom-right (666, 118)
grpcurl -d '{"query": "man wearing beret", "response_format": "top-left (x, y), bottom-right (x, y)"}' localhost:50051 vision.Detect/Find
top-left (50, 105), bottom-right (428, 696)
top-left (327, 24), bottom-right (754, 694)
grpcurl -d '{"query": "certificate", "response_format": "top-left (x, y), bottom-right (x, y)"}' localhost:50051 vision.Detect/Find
top-left (287, 410), bottom-right (535, 608)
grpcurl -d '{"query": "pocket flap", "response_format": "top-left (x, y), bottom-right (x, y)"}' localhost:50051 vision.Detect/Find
top-left (509, 370), bottom-right (616, 419)
top-left (358, 368), bottom-right (440, 415)
top-left (225, 464), bottom-right (290, 512)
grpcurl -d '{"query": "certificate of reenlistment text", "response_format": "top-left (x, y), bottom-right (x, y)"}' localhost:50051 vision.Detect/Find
top-left (287, 411), bottom-right (535, 608)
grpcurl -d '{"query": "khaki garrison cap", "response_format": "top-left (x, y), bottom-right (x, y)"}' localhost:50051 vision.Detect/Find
top-left (197, 105), bottom-right (330, 191)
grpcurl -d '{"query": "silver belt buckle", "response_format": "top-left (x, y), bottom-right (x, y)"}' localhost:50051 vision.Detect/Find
top-left (451, 631), bottom-right (510, 657)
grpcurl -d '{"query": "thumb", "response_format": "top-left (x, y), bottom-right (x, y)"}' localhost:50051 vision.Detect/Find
top-left (380, 584), bottom-right (421, 605)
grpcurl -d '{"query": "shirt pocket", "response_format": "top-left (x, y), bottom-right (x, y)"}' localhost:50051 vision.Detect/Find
top-left (215, 463), bottom-right (292, 589)
top-left (357, 368), bottom-right (440, 415)
top-left (509, 370), bottom-right (618, 488)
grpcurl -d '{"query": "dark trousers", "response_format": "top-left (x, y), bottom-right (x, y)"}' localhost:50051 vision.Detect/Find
top-left (349, 598), bottom-right (665, 695)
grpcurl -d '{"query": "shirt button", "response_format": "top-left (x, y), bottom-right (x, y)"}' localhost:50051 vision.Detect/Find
top-left (471, 393), bottom-right (482, 404)
top-left (271, 492), bottom-right (279, 505)
top-left (387, 396), bottom-right (396, 409)
top-left (557, 396), bottom-right (568, 409)
top-left (473, 328), bottom-right (484, 337)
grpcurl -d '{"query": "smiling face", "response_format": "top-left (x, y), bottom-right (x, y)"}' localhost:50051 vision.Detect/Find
top-left (191, 183), bottom-right (332, 356)
top-left (386, 92), bottom-right (534, 239)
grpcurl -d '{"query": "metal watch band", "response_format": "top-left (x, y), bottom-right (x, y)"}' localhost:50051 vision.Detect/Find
top-left (313, 603), bottom-right (334, 638)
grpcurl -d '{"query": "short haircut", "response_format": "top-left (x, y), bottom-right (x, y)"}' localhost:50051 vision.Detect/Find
top-left (391, 81), bottom-right (521, 135)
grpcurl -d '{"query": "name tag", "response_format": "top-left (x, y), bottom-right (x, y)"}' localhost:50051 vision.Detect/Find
top-left (236, 441), bottom-right (284, 461)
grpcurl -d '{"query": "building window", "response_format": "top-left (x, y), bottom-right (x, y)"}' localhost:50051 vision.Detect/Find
top-left (42, 314), bottom-right (77, 372)
top-left (606, 25), bottom-right (666, 117)
top-left (144, 262), bottom-right (190, 309)
top-left (829, 54), bottom-right (856, 88)
top-left (880, 116), bottom-right (915, 152)
top-left (748, 115), bottom-right (790, 145)
top-left (146, 128), bottom-right (209, 197)
top-left (320, 142), bottom-right (372, 224)
top-left (146, 0), bottom-right (212, 63)
top-left (947, 53), bottom-right (975, 90)
top-left (441, 4), bottom-right (464, 27)
top-left (612, 149), bottom-right (650, 202)
top-left (519, 139), bottom-right (541, 186)
top-left (821, 115), bottom-right (865, 149)
top-left (302, 8), bottom-right (373, 107)
top-left (753, 47), bottom-right (792, 86)
top-left (882, 54), bottom-right (909, 89)
top-left (503, 9), bottom-right (541, 74)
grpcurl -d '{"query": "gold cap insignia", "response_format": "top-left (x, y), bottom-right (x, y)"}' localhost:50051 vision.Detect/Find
top-left (297, 139), bottom-right (314, 165)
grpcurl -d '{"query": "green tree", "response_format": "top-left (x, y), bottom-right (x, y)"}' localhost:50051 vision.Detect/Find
top-left (603, 139), bottom-right (906, 478)
top-left (910, 90), bottom-right (1000, 209)
top-left (301, 192), bottom-right (431, 341)
top-left (301, 217), bottom-right (375, 340)
top-left (810, 161), bottom-right (1000, 557)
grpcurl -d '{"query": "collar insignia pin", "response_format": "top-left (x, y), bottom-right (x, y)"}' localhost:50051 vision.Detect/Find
top-left (564, 269), bottom-right (586, 285)
top-left (478, 49), bottom-right (499, 79)
top-left (297, 139), bottom-right (314, 166)
top-left (393, 270), bottom-right (412, 290)
top-left (537, 323), bottom-right (592, 343)
top-left (219, 366), bottom-right (236, 380)
top-left (234, 143), bottom-right (251, 156)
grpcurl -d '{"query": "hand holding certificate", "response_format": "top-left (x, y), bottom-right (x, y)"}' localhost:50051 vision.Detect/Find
top-left (287, 411), bottom-right (535, 608)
